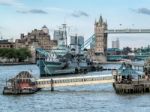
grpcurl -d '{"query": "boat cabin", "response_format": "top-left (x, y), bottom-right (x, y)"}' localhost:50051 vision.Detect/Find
top-left (8, 71), bottom-right (36, 90)
top-left (113, 63), bottom-right (141, 84)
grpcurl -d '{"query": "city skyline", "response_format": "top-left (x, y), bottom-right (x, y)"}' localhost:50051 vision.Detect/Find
top-left (0, 0), bottom-right (150, 48)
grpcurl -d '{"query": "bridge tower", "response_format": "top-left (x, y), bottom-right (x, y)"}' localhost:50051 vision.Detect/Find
top-left (94, 15), bottom-right (107, 62)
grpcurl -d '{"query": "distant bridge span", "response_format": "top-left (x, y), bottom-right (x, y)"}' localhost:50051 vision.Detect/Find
top-left (82, 28), bottom-right (150, 50)
top-left (105, 29), bottom-right (150, 34)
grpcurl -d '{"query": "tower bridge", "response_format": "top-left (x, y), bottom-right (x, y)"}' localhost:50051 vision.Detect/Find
top-left (82, 16), bottom-right (150, 62)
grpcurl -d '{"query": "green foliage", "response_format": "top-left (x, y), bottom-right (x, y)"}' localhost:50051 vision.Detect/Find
top-left (0, 48), bottom-right (32, 62)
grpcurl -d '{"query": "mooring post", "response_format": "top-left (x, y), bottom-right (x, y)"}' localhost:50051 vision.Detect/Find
top-left (51, 78), bottom-right (54, 91)
top-left (138, 75), bottom-right (140, 84)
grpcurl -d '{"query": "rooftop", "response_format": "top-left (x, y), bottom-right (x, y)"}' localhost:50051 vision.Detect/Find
top-left (0, 40), bottom-right (13, 44)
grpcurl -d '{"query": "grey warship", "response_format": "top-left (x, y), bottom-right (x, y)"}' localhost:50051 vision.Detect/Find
top-left (36, 24), bottom-right (95, 77)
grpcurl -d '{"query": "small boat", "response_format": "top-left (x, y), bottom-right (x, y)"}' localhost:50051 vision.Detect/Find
top-left (3, 71), bottom-right (40, 95)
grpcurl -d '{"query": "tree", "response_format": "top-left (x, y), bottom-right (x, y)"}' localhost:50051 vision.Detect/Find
top-left (0, 48), bottom-right (32, 62)
top-left (17, 48), bottom-right (32, 62)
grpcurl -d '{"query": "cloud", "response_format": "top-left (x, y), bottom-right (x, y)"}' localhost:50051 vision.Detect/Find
top-left (132, 8), bottom-right (150, 16)
top-left (0, 0), bottom-right (14, 6)
top-left (138, 8), bottom-right (150, 15)
top-left (71, 11), bottom-right (89, 18)
top-left (17, 9), bottom-right (48, 14)
top-left (0, 0), bottom-right (23, 7)
top-left (29, 9), bottom-right (48, 14)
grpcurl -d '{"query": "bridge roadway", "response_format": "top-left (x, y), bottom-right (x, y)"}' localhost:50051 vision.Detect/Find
top-left (36, 74), bottom-right (114, 90)
top-left (105, 29), bottom-right (150, 34)
top-left (82, 28), bottom-right (150, 49)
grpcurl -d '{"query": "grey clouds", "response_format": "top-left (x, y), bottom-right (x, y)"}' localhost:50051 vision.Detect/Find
top-left (71, 11), bottom-right (89, 18)
top-left (132, 8), bottom-right (150, 16)
top-left (17, 9), bottom-right (48, 14)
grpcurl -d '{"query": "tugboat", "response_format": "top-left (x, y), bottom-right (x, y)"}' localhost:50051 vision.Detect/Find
top-left (3, 71), bottom-right (40, 95)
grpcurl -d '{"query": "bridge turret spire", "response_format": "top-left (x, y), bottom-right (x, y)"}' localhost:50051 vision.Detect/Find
top-left (99, 15), bottom-right (103, 25)
top-left (95, 19), bottom-right (97, 25)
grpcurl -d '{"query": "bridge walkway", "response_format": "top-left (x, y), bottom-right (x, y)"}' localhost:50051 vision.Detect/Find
top-left (36, 75), bottom-right (114, 90)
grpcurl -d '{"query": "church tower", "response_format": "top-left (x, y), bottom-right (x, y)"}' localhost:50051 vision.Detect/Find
top-left (94, 15), bottom-right (107, 62)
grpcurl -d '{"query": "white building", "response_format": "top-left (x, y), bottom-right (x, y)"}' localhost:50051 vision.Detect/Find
top-left (53, 30), bottom-right (63, 41)
top-left (112, 38), bottom-right (120, 49)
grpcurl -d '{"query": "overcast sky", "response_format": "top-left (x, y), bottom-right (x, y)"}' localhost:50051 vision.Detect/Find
top-left (0, 0), bottom-right (150, 48)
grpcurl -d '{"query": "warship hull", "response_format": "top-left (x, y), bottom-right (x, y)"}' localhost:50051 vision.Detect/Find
top-left (37, 60), bottom-right (76, 77)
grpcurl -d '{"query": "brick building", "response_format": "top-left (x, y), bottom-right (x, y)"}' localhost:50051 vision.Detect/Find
top-left (0, 39), bottom-right (14, 48)
top-left (15, 25), bottom-right (57, 63)
top-left (15, 25), bottom-right (57, 50)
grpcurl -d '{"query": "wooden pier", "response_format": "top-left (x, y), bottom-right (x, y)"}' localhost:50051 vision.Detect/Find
top-left (36, 75), bottom-right (114, 91)
top-left (112, 62), bottom-right (150, 94)
top-left (113, 79), bottom-right (150, 94)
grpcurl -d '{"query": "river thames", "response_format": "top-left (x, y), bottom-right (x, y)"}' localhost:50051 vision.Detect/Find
top-left (0, 64), bottom-right (150, 112)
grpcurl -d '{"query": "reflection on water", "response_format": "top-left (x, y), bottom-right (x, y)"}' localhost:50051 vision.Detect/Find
top-left (0, 63), bottom-right (149, 112)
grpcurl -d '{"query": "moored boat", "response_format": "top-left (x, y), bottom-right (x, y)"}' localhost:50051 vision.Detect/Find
top-left (3, 71), bottom-right (40, 95)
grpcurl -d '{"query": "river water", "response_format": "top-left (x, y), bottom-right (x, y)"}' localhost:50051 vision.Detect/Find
top-left (0, 63), bottom-right (150, 112)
